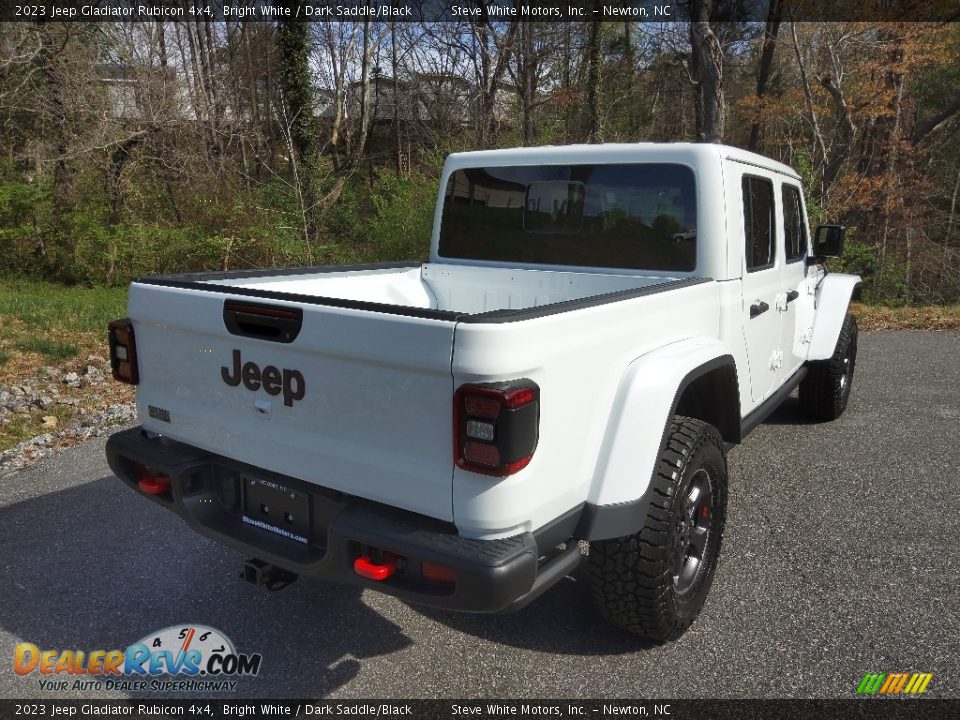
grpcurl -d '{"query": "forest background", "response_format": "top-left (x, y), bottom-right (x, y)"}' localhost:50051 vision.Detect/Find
top-left (2, 6), bottom-right (959, 305)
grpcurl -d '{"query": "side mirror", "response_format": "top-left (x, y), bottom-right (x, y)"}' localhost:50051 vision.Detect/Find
top-left (812, 224), bottom-right (846, 259)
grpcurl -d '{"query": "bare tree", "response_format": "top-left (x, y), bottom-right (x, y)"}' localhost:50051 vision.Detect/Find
top-left (467, 5), bottom-right (518, 146)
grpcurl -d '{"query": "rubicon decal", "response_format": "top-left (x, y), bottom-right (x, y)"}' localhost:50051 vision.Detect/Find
top-left (14, 625), bottom-right (261, 691)
top-left (856, 672), bottom-right (933, 695)
top-left (221, 349), bottom-right (305, 407)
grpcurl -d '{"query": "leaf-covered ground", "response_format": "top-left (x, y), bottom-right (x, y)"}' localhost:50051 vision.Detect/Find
top-left (850, 302), bottom-right (960, 331)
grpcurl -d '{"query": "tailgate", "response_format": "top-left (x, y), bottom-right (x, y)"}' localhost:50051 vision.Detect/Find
top-left (127, 282), bottom-right (456, 521)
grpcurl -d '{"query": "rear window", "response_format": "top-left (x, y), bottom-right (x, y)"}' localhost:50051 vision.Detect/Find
top-left (438, 164), bottom-right (697, 271)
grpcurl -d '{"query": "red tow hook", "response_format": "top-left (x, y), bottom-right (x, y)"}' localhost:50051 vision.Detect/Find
top-left (354, 553), bottom-right (398, 581)
top-left (138, 475), bottom-right (171, 495)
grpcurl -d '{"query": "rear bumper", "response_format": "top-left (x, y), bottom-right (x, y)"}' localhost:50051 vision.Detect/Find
top-left (106, 427), bottom-right (581, 613)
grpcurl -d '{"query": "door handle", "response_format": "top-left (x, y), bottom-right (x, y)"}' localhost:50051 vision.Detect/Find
top-left (750, 301), bottom-right (770, 318)
top-left (786, 290), bottom-right (800, 303)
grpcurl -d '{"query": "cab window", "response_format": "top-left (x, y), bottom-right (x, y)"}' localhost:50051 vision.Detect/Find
top-left (742, 176), bottom-right (776, 271)
top-left (782, 185), bottom-right (807, 262)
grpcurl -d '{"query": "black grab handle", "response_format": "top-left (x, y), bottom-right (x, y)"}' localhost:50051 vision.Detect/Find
top-left (223, 300), bottom-right (302, 343)
top-left (750, 301), bottom-right (770, 318)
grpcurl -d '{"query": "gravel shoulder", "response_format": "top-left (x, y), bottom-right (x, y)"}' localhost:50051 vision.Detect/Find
top-left (0, 358), bottom-right (134, 477)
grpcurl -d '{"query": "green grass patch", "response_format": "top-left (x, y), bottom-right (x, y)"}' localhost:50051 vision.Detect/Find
top-left (0, 348), bottom-right (9, 365)
top-left (13, 336), bottom-right (79, 360)
top-left (1, 415), bottom-right (33, 451)
top-left (0, 277), bottom-right (127, 335)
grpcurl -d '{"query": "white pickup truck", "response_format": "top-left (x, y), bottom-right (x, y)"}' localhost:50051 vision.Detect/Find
top-left (106, 143), bottom-right (860, 641)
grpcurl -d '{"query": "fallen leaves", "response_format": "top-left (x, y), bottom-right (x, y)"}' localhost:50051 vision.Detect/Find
top-left (850, 303), bottom-right (960, 332)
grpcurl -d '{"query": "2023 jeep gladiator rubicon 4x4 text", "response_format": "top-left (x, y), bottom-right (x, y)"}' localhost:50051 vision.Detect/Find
top-left (106, 143), bottom-right (860, 641)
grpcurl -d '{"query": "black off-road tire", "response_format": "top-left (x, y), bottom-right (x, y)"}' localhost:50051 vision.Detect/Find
top-left (799, 312), bottom-right (858, 421)
top-left (589, 417), bottom-right (728, 642)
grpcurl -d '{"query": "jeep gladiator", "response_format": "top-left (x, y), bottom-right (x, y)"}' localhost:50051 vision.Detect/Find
top-left (106, 143), bottom-right (860, 641)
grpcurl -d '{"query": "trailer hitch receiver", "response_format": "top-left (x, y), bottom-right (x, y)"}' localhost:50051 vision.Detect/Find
top-left (242, 558), bottom-right (298, 591)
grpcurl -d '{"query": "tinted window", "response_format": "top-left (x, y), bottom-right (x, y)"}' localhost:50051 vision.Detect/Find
top-left (782, 185), bottom-right (806, 262)
top-left (439, 164), bottom-right (697, 271)
top-left (524, 181), bottom-right (585, 234)
top-left (742, 176), bottom-right (775, 271)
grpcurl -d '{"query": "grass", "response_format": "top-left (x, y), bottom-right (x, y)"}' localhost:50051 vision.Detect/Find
top-left (13, 337), bottom-right (79, 360)
top-left (0, 276), bottom-right (132, 453)
top-left (0, 278), bottom-right (128, 335)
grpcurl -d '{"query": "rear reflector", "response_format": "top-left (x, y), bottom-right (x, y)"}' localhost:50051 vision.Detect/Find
top-left (421, 561), bottom-right (458, 585)
top-left (464, 441), bottom-right (500, 467)
top-left (354, 554), bottom-right (398, 581)
top-left (454, 381), bottom-right (539, 477)
top-left (138, 475), bottom-right (171, 495)
top-left (108, 318), bottom-right (139, 385)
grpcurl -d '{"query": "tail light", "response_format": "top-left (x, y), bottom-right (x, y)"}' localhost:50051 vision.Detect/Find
top-left (454, 381), bottom-right (539, 477)
top-left (108, 318), bottom-right (139, 385)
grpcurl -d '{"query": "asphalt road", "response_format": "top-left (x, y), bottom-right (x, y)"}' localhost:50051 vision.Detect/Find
top-left (1, 331), bottom-right (958, 700)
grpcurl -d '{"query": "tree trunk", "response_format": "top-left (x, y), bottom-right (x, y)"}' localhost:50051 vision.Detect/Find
top-left (471, 6), bottom-right (517, 147)
top-left (520, 21), bottom-right (536, 145)
top-left (275, 18), bottom-right (315, 168)
top-left (276, 12), bottom-right (318, 240)
top-left (474, 17), bottom-right (492, 146)
top-left (911, 92), bottom-right (960, 146)
top-left (155, 20), bottom-right (167, 67)
top-left (791, 22), bottom-right (829, 181)
top-left (689, 0), bottom-right (725, 143)
top-left (36, 24), bottom-right (73, 272)
top-left (562, 23), bottom-right (573, 142)
top-left (354, 17), bottom-right (373, 158)
top-left (864, 29), bottom-right (906, 282)
top-left (586, 15), bottom-right (604, 143)
top-left (748, 0), bottom-right (782, 152)
top-left (391, 18), bottom-right (402, 176)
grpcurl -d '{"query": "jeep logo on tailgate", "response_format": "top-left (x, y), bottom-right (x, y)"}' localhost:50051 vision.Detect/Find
top-left (221, 349), bottom-right (305, 407)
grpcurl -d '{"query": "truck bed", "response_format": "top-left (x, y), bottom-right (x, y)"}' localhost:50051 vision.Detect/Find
top-left (189, 263), bottom-right (684, 317)
top-left (128, 262), bottom-right (714, 533)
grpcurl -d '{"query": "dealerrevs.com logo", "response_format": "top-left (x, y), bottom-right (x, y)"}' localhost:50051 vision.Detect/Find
top-left (14, 624), bottom-right (261, 693)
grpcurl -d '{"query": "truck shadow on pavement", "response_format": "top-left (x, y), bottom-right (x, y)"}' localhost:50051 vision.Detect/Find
top-left (756, 395), bottom-right (808, 426)
top-left (0, 475), bottom-right (412, 698)
top-left (412, 564), bottom-right (660, 655)
top-left (1, 473), bottom-right (655, 702)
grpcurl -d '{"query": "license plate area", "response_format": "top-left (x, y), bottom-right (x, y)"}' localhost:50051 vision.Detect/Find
top-left (242, 477), bottom-right (311, 544)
